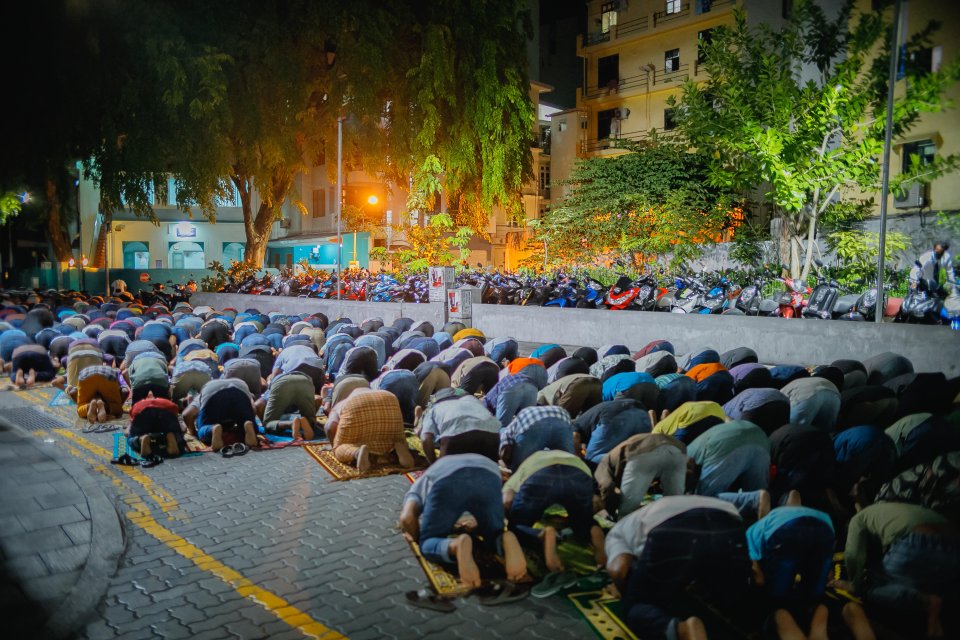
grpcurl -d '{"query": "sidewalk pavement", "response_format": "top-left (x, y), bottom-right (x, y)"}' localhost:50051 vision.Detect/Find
top-left (0, 417), bottom-right (124, 639)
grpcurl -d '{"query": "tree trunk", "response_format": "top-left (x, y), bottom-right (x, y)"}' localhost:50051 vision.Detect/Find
top-left (45, 177), bottom-right (73, 263)
top-left (244, 202), bottom-right (276, 268)
top-left (232, 169), bottom-right (292, 269)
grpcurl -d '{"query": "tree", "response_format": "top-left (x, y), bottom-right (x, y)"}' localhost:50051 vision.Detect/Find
top-left (536, 139), bottom-right (739, 267)
top-left (670, 0), bottom-right (960, 279)
top-left (75, 0), bottom-right (535, 267)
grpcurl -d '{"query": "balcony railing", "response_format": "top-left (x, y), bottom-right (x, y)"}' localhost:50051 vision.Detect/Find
top-left (653, 62), bottom-right (690, 86)
top-left (584, 30), bottom-right (611, 46)
top-left (580, 128), bottom-right (679, 154)
top-left (583, 69), bottom-right (653, 99)
top-left (615, 15), bottom-right (649, 38)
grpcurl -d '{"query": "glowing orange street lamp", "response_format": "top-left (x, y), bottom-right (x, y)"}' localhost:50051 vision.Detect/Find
top-left (350, 195), bottom-right (379, 269)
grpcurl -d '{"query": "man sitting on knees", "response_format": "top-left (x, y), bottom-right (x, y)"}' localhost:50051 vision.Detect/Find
top-left (400, 453), bottom-right (527, 588)
top-left (606, 495), bottom-right (750, 640)
top-left (330, 388), bottom-right (414, 472)
top-left (416, 388), bottom-right (501, 464)
top-left (594, 433), bottom-right (688, 519)
top-left (256, 371), bottom-right (318, 440)
top-left (499, 405), bottom-right (576, 472)
top-left (503, 450), bottom-right (606, 572)
top-left (182, 378), bottom-right (258, 452)
top-left (76, 365), bottom-right (128, 424)
top-left (125, 394), bottom-right (185, 458)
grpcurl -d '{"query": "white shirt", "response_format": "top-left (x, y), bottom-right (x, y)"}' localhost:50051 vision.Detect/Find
top-left (604, 495), bottom-right (741, 562)
top-left (910, 249), bottom-right (956, 290)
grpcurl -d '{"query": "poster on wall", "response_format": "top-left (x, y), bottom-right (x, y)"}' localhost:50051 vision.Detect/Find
top-left (428, 266), bottom-right (454, 302)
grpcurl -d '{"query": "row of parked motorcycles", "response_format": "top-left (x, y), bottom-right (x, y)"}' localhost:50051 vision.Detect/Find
top-left (216, 262), bottom-right (959, 326)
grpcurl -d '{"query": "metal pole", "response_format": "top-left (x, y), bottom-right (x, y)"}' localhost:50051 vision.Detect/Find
top-left (104, 221), bottom-right (111, 296)
top-left (336, 116), bottom-right (343, 299)
top-left (876, 0), bottom-right (905, 323)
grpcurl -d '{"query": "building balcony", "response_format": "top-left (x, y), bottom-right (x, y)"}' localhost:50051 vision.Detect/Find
top-left (580, 0), bottom-right (735, 52)
top-left (582, 62), bottom-right (690, 102)
top-left (580, 128), bottom-right (679, 154)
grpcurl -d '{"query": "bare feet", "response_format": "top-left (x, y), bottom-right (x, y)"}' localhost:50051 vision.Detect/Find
top-left (677, 616), bottom-right (708, 640)
top-left (786, 490), bottom-right (802, 506)
top-left (758, 489), bottom-right (772, 519)
top-left (452, 533), bottom-right (482, 589)
top-left (26, 369), bottom-right (36, 386)
top-left (243, 420), bottom-right (258, 447)
top-left (165, 433), bottom-right (180, 458)
top-left (922, 594), bottom-right (943, 639)
top-left (300, 418), bottom-right (315, 441)
top-left (96, 399), bottom-right (108, 423)
top-left (809, 604), bottom-right (829, 640)
top-left (140, 436), bottom-right (152, 457)
top-left (774, 608), bottom-right (806, 640)
top-left (356, 445), bottom-right (371, 472)
top-left (590, 525), bottom-right (607, 567)
top-left (842, 602), bottom-right (876, 640)
top-left (290, 417), bottom-right (303, 440)
top-left (210, 424), bottom-right (225, 452)
top-left (395, 441), bottom-right (414, 468)
top-left (502, 530), bottom-right (527, 582)
top-left (14, 369), bottom-right (25, 388)
top-left (85, 399), bottom-right (97, 424)
top-left (543, 526), bottom-right (564, 573)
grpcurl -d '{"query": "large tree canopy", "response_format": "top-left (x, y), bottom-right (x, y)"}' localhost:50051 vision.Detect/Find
top-left (17, 0), bottom-right (536, 267)
top-left (670, 0), bottom-right (960, 279)
top-left (537, 140), bottom-right (739, 268)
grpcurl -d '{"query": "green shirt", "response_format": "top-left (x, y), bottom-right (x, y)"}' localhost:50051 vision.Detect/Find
top-left (504, 450), bottom-right (591, 493)
top-left (845, 502), bottom-right (947, 592)
top-left (687, 420), bottom-right (768, 467)
top-left (128, 356), bottom-right (170, 388)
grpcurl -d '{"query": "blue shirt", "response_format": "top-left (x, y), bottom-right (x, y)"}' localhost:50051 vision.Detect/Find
top-left (404, 454), bottom-right (501, 507)
top-left (746, 506), bottom-right (834, 561)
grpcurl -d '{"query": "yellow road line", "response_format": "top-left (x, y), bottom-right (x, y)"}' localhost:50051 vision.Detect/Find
top-left (51, 431), bottom-right (348, 639)
top-left (128, 509), bottom-right (347, 640)
top-left (52, 428), bottom-right (181, 517)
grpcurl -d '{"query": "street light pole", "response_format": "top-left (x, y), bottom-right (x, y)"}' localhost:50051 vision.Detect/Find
top-left (876, 0), bottom-right (905, 323)
top-left (336, 115), bottom-right (343, 299)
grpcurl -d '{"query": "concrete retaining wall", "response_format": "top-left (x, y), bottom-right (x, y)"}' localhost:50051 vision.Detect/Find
top-left (190, 293), bottom-right (446, 327)
top-left (191, 293), bottom-right (959, 376)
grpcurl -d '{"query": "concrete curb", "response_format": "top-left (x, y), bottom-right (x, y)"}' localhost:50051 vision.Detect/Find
top-left (0, 418), bottom-right (126, 640)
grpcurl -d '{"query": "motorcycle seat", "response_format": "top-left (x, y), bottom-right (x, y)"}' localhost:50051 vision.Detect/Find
top-left (758, 299), bottom-right (778, 314)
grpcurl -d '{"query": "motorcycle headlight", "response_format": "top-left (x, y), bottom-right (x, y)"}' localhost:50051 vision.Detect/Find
top-left (639, 285), bottom-right (651, 297)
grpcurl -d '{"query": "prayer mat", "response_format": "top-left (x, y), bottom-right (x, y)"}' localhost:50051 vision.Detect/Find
top-left (825, 552), bottom-right (860, 604)
top-left (567, 590), bottom-right (637, 640)
top-left (405, 534), bottom-right (518, 598)
top-left (112, 432), bottom-right (202, 460)
top-left (404, 469), bottom-right (426, 484)
top-left (304, 443), bottom-right (426, 481)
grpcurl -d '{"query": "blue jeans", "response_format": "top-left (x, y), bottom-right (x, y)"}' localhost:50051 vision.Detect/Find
top-left (584, 410), bottom-right (650, 464)
top-left (197, 387), bottom-right (257, 444)
top-left (507, 465), bottom-right (595, 546)
top-left (419, 468), bottom-right (504, 565)
top-left (699, 444), bottom-right (770, 516)
top-left (509, 419), bottom-right (575, 471)
top-left (623, 508), bottom-right (749, 640)
top-left (867, 532), bottom-right (960, 613)
top-left (760, 517), bottom-right (834, 605)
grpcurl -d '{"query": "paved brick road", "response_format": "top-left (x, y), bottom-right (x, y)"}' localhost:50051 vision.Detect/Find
top-left (0, 388), bottom-right (596, 640)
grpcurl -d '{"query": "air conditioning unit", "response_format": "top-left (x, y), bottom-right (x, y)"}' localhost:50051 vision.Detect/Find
top-left (894, 182), bottom-right (927, 209)
top-left (278, 218), bottom-right (292, 229)
top-left (615, 107), bottom-right (631, 119)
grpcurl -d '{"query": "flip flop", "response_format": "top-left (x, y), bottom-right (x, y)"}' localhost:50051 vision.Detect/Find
top-left (219, 445), bottom-right (235, 458)
top-left (531, 571), bottom-right (579, 598)
top-left (478, 581), bottom-right (530, 607)
top-left (574, 569), bottom-right (609, 591)
top-left (83, 423), bottom-right (119, 433)
top-left (231, 443), bottom-right (249, 456)
top-left (405, 589), bottom-right (456, 613)
top-left (109, 453), bottom-right (138, 466)
top-left (139, 454), bottom-right (164, 468)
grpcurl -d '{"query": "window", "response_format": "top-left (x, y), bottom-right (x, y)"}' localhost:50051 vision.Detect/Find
top-left (222, 242), bottom-right (245, 264)
top-left (168, 241), bottom-right (205, 270)
top-left (664, 108), bottom-right (677, 131)
top-left (782, 0), bottom-right (794, 19)
top-left (539, 164), bottom-right (551, 192)
top-left (695, 0), bottom-right (713, 14)
top-left (665, 48), bottom-right (680, 73)
top-left (597, 108), bottom-right (617, 139)
top-left (122, 242), bottom-right (149, 270)
top-left (666, 0), bottom-right (682, 15)
top-left (598, 54), bottom-right (619, 90)
top-left (600, 2), bottom-right (618, 33)
top-left (312, 188), bottom-right (326, 218)
top-left (905, 46), bottom-right (942, 76)
top-left (698, 29), bottom-right (713, 64)
top-left (901, 139), bottom-right (936, 174)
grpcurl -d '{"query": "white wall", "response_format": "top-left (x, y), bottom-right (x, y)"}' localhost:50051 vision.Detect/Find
top-left (107, 219), bottom-right (247, 269)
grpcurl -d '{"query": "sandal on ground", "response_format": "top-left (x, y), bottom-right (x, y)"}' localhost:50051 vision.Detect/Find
top-left (139, 454), bottom-right (164, 468)
top-left (477, 580), bottom-right (530, 606)
top-left (110, 453), bottom-right (138, 466)
top-left (83, 423), bottom-right (119, 434)
top-left (219, 445), bottom-right (235, 458)
top-left (230, 442), bottom-right (249, 456)
top-left (531, 571), bottom-right (579, 598)
top-left (405, 589), bottom-right (456, 613)
top-left (574, 569), bottom-right (609, 591)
